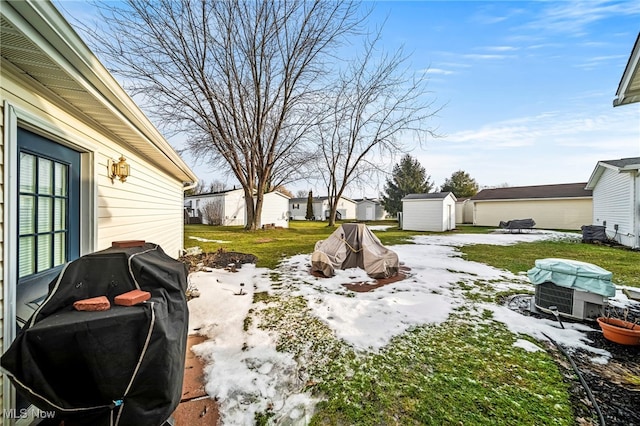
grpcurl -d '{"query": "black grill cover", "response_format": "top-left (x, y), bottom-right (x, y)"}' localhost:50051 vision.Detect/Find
top-left (1, 243), bottom-right (189, 426)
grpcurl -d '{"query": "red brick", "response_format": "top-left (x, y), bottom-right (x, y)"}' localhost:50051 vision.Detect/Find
top-left (115, 289), bottom-right (151, 306)
top-left (111, 240), bottom-right (146, 248)
top-left (74, 296), bottom-right (111, 311)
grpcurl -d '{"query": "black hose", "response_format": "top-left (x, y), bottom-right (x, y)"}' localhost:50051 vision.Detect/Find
top-left (542, 332), bottom-right (606, 426)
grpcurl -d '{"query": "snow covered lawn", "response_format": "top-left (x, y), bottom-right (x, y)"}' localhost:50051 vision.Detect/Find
top-left (186, 230), bottom-right (635, 424)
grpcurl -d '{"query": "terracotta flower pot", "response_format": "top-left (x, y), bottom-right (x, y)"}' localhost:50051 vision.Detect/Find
top-left (597, 317), bottom-right (640, 345)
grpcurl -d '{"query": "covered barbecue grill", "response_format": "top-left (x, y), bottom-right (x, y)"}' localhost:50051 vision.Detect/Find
top-left (1, 243), bottom-right (188, 425)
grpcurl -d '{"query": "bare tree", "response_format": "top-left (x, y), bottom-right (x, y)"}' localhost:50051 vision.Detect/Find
top-left (313, 31), bottom-right (441, 225)
top-left (90, 0), bottom-right (364, 230)
top-left (295, 189), bottom-right (309, 199)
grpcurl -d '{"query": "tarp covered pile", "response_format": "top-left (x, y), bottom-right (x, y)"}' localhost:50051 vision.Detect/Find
top-left (527, 258), bottom-right (616, 297)
top-left (1, 243), bottom-right (188, 426)
top-left (311, 223), bottom-right (399, 279)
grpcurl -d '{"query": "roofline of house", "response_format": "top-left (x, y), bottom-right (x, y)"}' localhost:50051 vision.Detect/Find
top-left (585, 160), bottom-right (640, 190)
top-left (6, 0), bottom-right (198, 183)
top-left (473, 196), bottom-right (592, 203)
top-left (613, 32), bottom-right (640, 107)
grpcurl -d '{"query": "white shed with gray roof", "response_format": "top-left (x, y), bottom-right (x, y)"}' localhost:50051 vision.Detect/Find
top-left (401, 192), bottom-right (457, 232)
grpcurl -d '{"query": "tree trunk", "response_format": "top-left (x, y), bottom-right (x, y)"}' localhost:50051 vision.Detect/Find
top-left (244, 188), bottom-right (256, 230)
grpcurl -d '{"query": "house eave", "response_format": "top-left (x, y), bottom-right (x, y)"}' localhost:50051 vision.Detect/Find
top-left (1, 0), bottom-right (197, 183)
top-left (473, 196), bottom-right (592, 203)
top-left (613, 32), bottom-right (640, 107)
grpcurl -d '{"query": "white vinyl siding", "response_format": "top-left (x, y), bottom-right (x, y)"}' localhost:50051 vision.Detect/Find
top-left (97, 161), bottom-right (185, 256)
top-left (259, 192), bottom-right (290, 228)
top-left (402, 195), bottom-right (456, 232)
top-left (592, 167), bottom-right (636, 247)
top-left (356, 200), bottom-right (386, 221)
top-left (473, 198), bottom-right (592, 230)
top-left (455, 200), bottom-right (474, 224)
top-left (2, 69), bottom-right (188, 257)
top-left (335, 198), bottom-right (356, 220)
top-left (222, 190), bottom-right (245, 226)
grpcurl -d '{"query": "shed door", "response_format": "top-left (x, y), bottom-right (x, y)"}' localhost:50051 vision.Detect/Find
top-left (365, 205), bottom-right (374, 220)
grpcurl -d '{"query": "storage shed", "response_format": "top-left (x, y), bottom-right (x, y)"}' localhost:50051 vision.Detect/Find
top-left (401, 192), bottom-right (457, 232)
top-left (585, 157), bottom-right (640, 248)
top-left (355, 198), bottom-right (387, 221)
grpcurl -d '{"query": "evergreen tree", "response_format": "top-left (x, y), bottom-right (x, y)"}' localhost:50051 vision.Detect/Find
top-left (305, 190), bottom-right (314, 220)
top-left (440, 170), bottom-right (479, 198)
top-left (381, 155), bottom-right (433, 216)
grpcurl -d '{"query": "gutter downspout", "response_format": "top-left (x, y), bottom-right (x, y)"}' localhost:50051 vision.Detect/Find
top-left (183, 181), bottom-right (198, 192)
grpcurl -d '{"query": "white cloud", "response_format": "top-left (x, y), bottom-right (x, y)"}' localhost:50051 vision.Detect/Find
top-left (528, 0), bottom-right (640, 36)
top-left (483, 45), bottom-right (520, 52)
top-left (423, 68), bottom-right (455, 75)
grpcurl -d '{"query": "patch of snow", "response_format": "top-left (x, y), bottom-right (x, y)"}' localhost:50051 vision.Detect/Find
top-left (189, 236), bottom-right (231, 243)
top-left (187, 230), bottom-right (621, 424)
top-left (368, 225), bottom-right (393, 231)
top-left (513, 339), bottom-right (543, 352)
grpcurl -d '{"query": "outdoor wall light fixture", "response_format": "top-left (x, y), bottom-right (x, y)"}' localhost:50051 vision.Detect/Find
top-left (108, 155), bottom-right (130, 182)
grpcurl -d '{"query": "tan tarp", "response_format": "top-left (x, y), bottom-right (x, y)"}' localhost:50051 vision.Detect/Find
top-left (311, 223), bottom-right (399, 278)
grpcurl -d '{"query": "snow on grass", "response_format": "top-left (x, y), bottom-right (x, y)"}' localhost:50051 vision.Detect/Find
top-left (186, 230), bottom-right (616, 424)
top-left (367, 225), bottom-right (393, 231)
top-left (189, 236), bottom-right (231, 243)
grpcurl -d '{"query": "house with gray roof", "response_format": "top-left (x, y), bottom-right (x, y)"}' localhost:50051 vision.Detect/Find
top-left (470, 183), bottom-right (592, 230)
top-left (288, 196), bottom-right (356, 221)
top-left (585, 157), bottom-right (640, 248)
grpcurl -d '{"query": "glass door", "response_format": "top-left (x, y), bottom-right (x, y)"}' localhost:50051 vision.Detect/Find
top-left (16, 128), bottom-right (80, 330)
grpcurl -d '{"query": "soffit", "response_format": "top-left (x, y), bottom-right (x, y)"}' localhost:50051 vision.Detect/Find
top-left (0, 3), bottom-right (197, 183)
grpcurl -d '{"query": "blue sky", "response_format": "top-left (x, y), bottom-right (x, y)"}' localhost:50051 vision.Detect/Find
top-left (56, 0), bottom-right (640, 196)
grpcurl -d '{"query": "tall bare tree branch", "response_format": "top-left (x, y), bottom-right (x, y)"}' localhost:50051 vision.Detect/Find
top-left (312, 28), bottom-right (442, 225)
top-left (88, 0), bottom-right (364, 229)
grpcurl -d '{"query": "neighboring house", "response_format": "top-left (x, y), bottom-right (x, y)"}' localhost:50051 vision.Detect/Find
top-left (471, 183), bottom-right (592, 230)
top-left (401, 192), bottom-right (457, 232)
top-left (185, 189), bottom-right (290, 228)
top-left (585, 157), bottom-right (640, 248)
top-left (596, 35), bottom-right (640, 248)
top-left (1, 0), bottom-right (197, 416)
top-left (288, 196), bottom-right (356, 221)
top-left (259, 191), bottom-right (291, 228)
top-left (455, 197), bottom-right (474, 224)
top-left (613, 32), bottom-right (640, 107)
top-left (185, 189), bottom-right (246, 226)
top-left (354, 198), bottom-right (388, 221)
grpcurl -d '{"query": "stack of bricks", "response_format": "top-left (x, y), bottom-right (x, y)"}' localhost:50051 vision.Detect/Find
top-left (73, 290), bottom-right (151, 311)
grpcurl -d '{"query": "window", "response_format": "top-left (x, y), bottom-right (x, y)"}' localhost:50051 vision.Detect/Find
top-left (18, 153), bottom-right (69, 277)
top-left (16, 128), bottom-right (80, 327)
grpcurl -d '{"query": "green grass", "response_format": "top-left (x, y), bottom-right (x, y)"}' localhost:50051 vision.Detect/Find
top-left (460, 239), bottom-right (640, 287)
top-left (251, 292), bottom-right (574, 425)
top-left (309, 315), bottom-right (573, 426)
top-left (184, 220), bottom-right (417, 269)
top-left (184, 222), bottom-right (638, 424)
